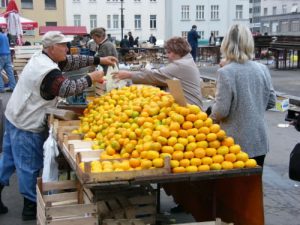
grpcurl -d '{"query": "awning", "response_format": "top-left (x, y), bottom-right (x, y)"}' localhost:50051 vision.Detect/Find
top-left (0, 15), bottom-right (38, 30)
top-left (39, 26), bottom-right (87, 35)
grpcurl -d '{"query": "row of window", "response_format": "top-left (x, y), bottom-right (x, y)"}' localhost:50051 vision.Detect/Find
top-left (73, 0), bottom-right (157, 2)
top-left (181, 5), bottom-right (244, 20)
top-left (263, 3), bottom-right (298, 16)
top-left (0, 0), bottom-right (56, 9)
top-left (73, 14), bottom-right (157, 30)
top-left (262, 20), bottom-right (300, 34)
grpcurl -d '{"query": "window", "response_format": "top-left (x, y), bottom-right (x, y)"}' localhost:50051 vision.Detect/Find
top-left (272, 6), bottom-right (277, 15)
top-left (135, 15), bottom-right (141, 29)
top-left (211, 30), bottom-right (218, 37)
top-left (263, 8), bottom-right (267, 16)
top-left (281, 21), bottom-right (289, 33)
top-left (45, 21), bottom-right (57, 26)
top-left (45, 0), bottom-right (56, 9)
top-left (89, 0), bottom-right (96, 2)
top-left (282, 5), bottom-right (287, 14)
top-left (291, 20), bottom-right (300, 32)
top-left (236, 5), bottom-right (243, 19)
top-left (182, 31), bottom-right (188, 39)
top-left (181, 5), bottom-right (189, 20)
top-left (249, 8), bottom-right (252, 13)
top-left (198, 31), bottom-right (204, 39)
top-left (74, 15), bottom-right (81, 26)
top-left (196, 5), bottom-right (204, 20)
top-left (90, 15), bottom-right (97, 29)
top-left (0, 0), bottom-right (8, 8)
top-left (21, 0), bottom-right (33, 9)
top-left (211, 5), bottom-right (219, 20)
top-left (134, 0), bottom-right (141, 2)
top-left (150, 0), bottom-right (156, 2)
top-left (113, 14), bottom-right (119, 29)
top-left (150, 15), bottom-right (156, 29)
top-left (73, 0), bottom-right (80, 2)
top-left (107, 15), bottom-right (111, 29)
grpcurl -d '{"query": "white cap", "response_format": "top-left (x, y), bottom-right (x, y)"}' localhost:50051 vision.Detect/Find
top-left (41, 31), bottom-right (72, 48)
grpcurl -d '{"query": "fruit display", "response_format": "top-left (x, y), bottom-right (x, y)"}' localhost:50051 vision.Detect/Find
top-left (73, 85), bottom-right (257, 174)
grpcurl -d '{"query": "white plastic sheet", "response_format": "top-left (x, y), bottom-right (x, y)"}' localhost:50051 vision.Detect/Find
top-left (42, 126), bottom-right (59, 182)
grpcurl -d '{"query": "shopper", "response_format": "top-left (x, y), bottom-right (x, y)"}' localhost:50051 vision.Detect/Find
top-left (0, 31), bottom-right (117, 221)
top-left (90, 27), bottom-right (118, 72)
top-left (187, 25), bottom-right (200, 62)
top-left (210, 24), bottom-right (276, 166)
top-left (128, 31), bottom-right (134, 48)
top-left (0, 28), bottom-right (16, 93)
top-left (148, 34), bottom-right (157, 45)
top-left (208, 32), bottom-right (216, 46)
top-left (113, 36), bottom-right (203, 108)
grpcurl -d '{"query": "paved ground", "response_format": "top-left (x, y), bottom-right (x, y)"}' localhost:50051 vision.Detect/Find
top-left (0, 62), bottom-right (300, 225)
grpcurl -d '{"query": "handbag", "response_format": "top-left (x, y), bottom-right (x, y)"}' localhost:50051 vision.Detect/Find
top-left (289, 143), bottom-right (300, 181)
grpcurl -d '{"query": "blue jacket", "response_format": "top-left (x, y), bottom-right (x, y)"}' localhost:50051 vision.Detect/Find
top-left (0, 33), bottom-right (10, 56)
top-left (187, 29), bottom-right (200, 48)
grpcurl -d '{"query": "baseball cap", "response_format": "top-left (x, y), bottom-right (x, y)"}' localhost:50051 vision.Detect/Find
top-left (41, 31), bottom-right (72, 48)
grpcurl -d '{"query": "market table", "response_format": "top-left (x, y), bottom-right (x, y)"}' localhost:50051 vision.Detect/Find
top-left (57, 135), bottom-right (264, 225)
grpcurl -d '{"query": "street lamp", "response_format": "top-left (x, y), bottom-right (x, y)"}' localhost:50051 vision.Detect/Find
top-left (120, 0), bottom-right (124, 39)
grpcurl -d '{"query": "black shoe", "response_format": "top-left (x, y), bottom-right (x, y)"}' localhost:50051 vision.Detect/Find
top-left (0, 185), bottom-right (8, 214)
top-left (170, 204), bottom-right (184, 213)
top-left (22, 197), bottom-right (36, 221)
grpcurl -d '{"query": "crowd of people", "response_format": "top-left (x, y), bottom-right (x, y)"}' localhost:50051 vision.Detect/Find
top-left (0, 23), bottom-right (282, 222)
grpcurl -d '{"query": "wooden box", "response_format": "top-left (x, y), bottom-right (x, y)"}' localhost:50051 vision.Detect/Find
top-left (36, 178), bottom-right (98, 225)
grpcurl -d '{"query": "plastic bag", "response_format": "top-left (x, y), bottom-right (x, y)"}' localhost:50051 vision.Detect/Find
top-left (42, 126), bottom-right (59, 182)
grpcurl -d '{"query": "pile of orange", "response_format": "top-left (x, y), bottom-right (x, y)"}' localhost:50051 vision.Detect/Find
top-left (74, 85), bottom-right (257, 173)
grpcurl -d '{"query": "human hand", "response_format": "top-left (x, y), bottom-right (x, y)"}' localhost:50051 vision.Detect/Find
top-left (100, 56), bottom-right (118, 66)
top-left (88, 71), bottom-right (104, 83)
top-left (112, 70), bottom-right (132, 81)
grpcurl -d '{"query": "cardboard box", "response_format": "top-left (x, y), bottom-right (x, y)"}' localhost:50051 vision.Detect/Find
top-left (274, 96), bottom-right (289, 112)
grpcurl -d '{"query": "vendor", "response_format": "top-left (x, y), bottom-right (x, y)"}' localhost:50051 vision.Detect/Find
top-left (0, 31), bottom-right (118, 221)
top-left (112, 36), bottom-right (203, 109)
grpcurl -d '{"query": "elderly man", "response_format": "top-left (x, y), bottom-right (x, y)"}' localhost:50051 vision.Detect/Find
top-left (0, 31), bottom-right (117, 221)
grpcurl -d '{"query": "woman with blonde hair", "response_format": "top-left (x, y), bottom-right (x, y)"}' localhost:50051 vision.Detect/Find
top-left (113, 36), bottom-right (203, 108)
top-left (210, 24), bottom-right (276, 166)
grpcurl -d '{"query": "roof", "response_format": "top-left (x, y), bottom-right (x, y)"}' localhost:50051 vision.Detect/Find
top-left (39, 26), bottom-right (87, 35)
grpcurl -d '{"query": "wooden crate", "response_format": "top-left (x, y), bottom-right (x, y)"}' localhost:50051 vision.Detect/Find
top-left (36, 178), bottom-right (98, 225)
top-left (90, 185), bottom-right (157, 225)
top-left (52, 119), bottom-right (80, 141)
top-left (76, 151), bottom-right (170, 184)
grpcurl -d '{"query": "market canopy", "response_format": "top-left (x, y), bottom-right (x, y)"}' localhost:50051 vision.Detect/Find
top-left (0, 15), bottom-right (38, 30)
top-left (39, 26), bottom-right (87, 35)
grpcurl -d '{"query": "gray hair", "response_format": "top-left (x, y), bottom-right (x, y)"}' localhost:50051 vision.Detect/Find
top-left (220, 24), bottom-right (254, 63)
top-left (90, 27), bottom-right (106, 38)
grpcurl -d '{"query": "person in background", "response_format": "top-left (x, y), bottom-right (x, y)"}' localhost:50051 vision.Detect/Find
top-left (128, 31), bottom-right (134, 48)
top-left (208, 32), bottom-right (216, 46)
top-left (0, 28), bottom-right (16, 93)
top-left (120, 34), bottom-right (130, 62)
top-left (107, 33), bottom-right (113, 43)
top-left (187, 25), bottom-right (200, 62)
top-left (0, 31), bottom-right (118, 221)
top-left (87, 39), bottom-right (97, 56)
top-left (148, 34), bottom-right (157, 45)
top-left (90, 27), bottom-right (118, 73)
top-left (134, 36), bottom-right (139, 47)
top-left (113, 36), bottom-right (203, 109)
top-left (210, 24), bottom-right (276, 167)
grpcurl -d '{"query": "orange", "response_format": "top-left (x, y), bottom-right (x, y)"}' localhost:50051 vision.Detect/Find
top-left (195, 133), bottom-right (206, 142)
top-left (197, 112), bottom-right (208, 121)
top-left (186, 114), bottom-right (198, 122)
top-left (205, 148), bottom-right (217, 157)
top-left (172, 166), bottom-right (186, 173)
top-left (206, 133), bottom-right (217, 142)
top-left (202, 157), bottom-right (213, 165)
top-left (161, 146), bottom-right (174, 154)
top-left (167, 137), bottom-right (177, 146)
top-left (106, 146), bottom-right (116, 156)
top-left (157, 136), bottom-right (168, 145)
top-left (217, 146), bottom-right (229, 155)
top-left (178, 137), bottom-right (188, 146)
top-left (147, 150), bottom-right (159, 160)
top-left (210, 124), bottom-right (221, 133)
top-left (160, 153), bottom-right (172, 159)
top-left (198, 165), bottom-right (210, 171)
top-left (152, 158), bottom-right (164, 168)
top-left (129, 158), bottom-right (141, 168)
top-left (187, 104), bottom-right (201, 114)
top-left (222, 137), bottom-right (235, 147)
top-left (186, 142), bottom-right (197, 151)
top-left (172, 151), bottom-right (184, 160)
top-left (187, 135), bottom-right (196, 143)
top-left (190, 158), bottom-right (202, 166)
top-left (170, 130), bottom-right (179, 137)
top-left (210, 163), bottom-right (222, 170)
top-left (204, 118), bottom-right (213, 127)
top-left (197, 141), bottom-right (208, 149)
top-left (170, 160), bottom-right (180, 168)
top-left (152, 130), bottom-right (161, 141)
top-left (229, 144), bottom-right (241, 154)
top-left (208, 140), bottom-right (221, 149)
top-left (131, 150), bottom-right (140, 158)
top-left (179, 107), bottom-right (190, 116)
top-left (185, 165), bottom-right (198, 172)
top-left (160, 127), bottom-right (170, 138)
top-left (140, 159), bottom-right (153, 169)
top-left (212, 154), bottom-right (224, 163)
top-left (183, 151), bottom-right (195, 159)
top-left (236, 152), bottom-right (249, 162)
top-left (199, 127), bottom-right (210, 135)
top-left (182, 121), bottom-right (193, 130)
top-left (179, 159), bottom-right (190, 167)
top-left (178, 129), bottom-right (188, 138)
top-left (233, 160), bottom-right (245, 169)
top-left (221, 161), bottom-right (233, 170)
top-left (187, 128), bottom-right (198, 136)
top-left (224, 153), bottom-right (237, 162)
top-left (169, 122), bottom-right (181, 131)
top-left (173, 143), bottom-right (185, 151)
top-left (194, 120), bottom-right (204, 129)
top-left (194, 148), bottom-right (206, 158)
top-left (245, 159), bottom-right (257, 168)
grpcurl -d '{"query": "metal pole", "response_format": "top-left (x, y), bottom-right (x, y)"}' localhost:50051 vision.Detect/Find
top-left (121, 0), bottom-right (124, 40)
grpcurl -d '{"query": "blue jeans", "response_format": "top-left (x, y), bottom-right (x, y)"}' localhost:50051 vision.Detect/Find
top-left (0, 119), bottom-right (46, 202)
top-left (0, 55), bottom-right (16, 91)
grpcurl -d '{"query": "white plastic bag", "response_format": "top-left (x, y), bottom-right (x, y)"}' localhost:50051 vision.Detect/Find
top-left (42, 126), bottom-right (59, 182)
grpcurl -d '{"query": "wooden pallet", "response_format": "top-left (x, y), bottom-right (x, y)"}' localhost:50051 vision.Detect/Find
top-left (36, 178), bottom-right (98, 225)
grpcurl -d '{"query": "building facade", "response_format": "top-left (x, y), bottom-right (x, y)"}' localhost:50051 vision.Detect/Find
top-left (260, 0), bottom-right (299, 35)
top-left (65, 0), bottom-right (166, 42)
top-left (0, 0), bottom-right (65, 44)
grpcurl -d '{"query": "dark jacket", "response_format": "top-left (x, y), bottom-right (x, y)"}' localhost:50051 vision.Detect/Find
top-left (187, 29), bottom-right (200, 48)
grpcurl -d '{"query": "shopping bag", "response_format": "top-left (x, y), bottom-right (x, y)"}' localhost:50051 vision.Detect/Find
top-left (289, 143), bottom-right (300, 181)
top-left (42, 126), bottom-right (59, 182)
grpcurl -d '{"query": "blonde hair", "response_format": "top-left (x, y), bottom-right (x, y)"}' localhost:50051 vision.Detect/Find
top-left (221, 24), bottom-right (254, 63)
